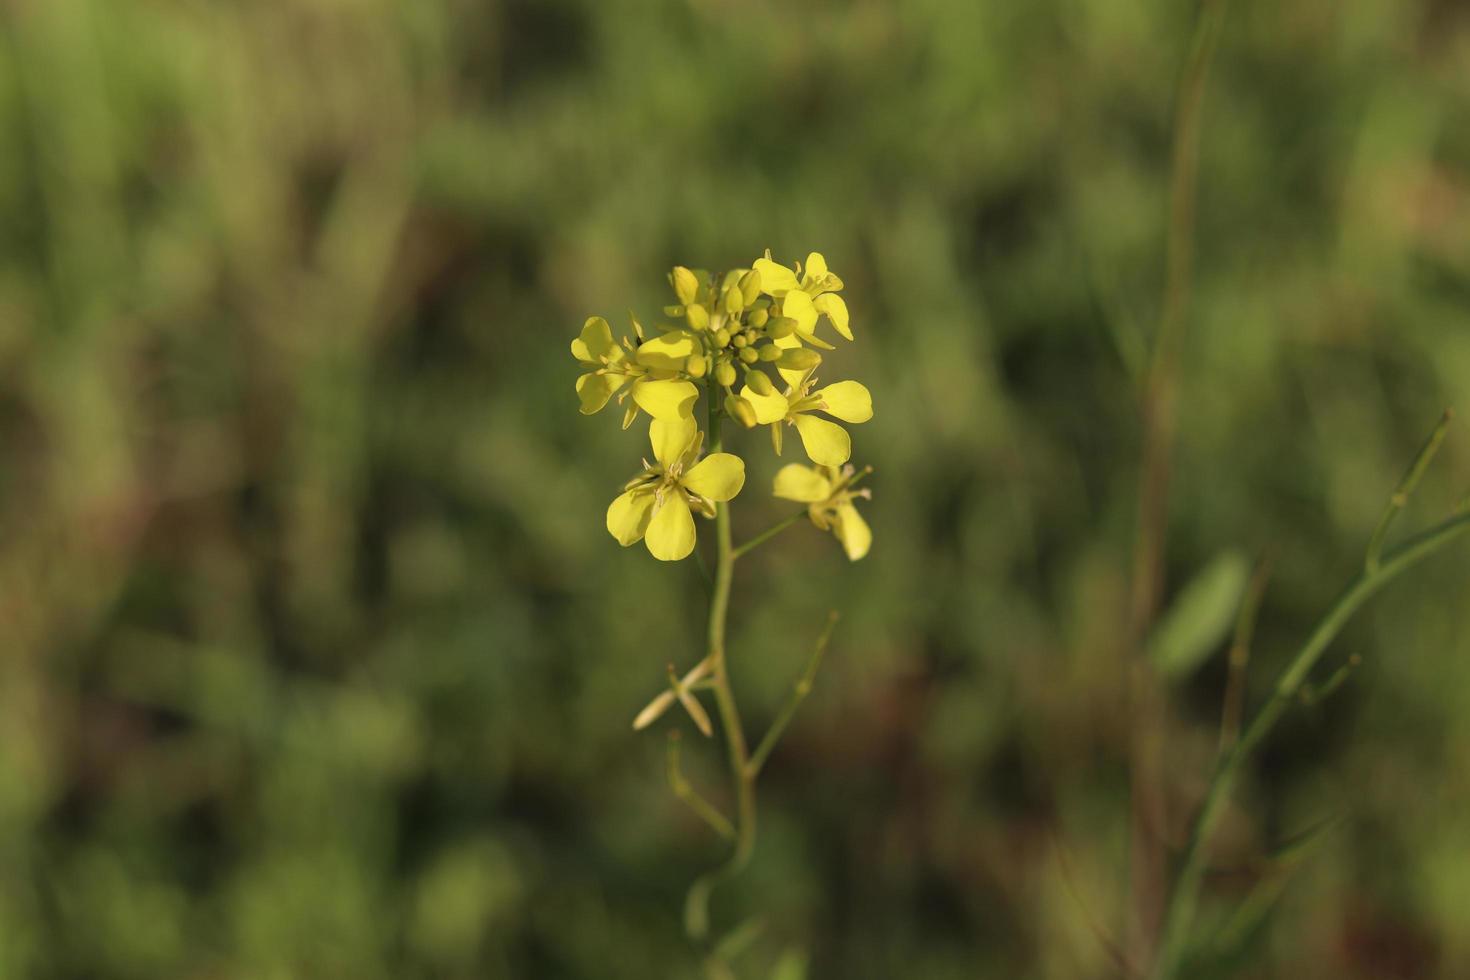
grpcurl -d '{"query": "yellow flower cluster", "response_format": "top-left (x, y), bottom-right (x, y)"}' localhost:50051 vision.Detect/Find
top-left (573, 251), bottom-right (873, 561)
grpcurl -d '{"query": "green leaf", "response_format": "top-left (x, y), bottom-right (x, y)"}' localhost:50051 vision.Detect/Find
top-left (1149, 550), bottom-right (1251, 679)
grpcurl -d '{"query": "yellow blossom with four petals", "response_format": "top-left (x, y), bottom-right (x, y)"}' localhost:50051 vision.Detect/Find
top-left (607, 418), bottom-right (746, 561)
top-left (773, 462), bottom-right (873, 560)
top-left (739, 366), bottom-right (873, 466)
top-left (571, 316), bottom-right (699, 426)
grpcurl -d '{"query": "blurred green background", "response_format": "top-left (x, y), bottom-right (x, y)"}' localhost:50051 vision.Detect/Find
top-left (3, 0), bottom-right (1470, 977)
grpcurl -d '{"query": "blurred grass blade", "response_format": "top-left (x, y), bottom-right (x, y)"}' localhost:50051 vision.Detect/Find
top-left (711, 915), bottom-right (766, 963)
top-left (770, 947), bottom-right (809, 980)
top-left (1149, 551), bottom-right (1251, 679)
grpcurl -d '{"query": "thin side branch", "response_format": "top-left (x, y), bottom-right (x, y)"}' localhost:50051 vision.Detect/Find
top-left (732, 510), bottom-right (807, 560)
top-left (1298, 654), bottom-right (1362, 709)
top-left (667, 732), bottom-right (735, 841)
top-left (1365, 409), bottom-right (1452, 572)
top-left (1219, 553), bottom-right (1273, 754)
top-left (748, 611), bottom-right (839, 779)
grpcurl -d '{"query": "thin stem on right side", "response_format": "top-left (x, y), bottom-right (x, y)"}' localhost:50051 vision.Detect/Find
top-left (1150, 509), bottom-right (1470, 979)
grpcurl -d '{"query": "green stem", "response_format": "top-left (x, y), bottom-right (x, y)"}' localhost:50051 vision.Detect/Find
top-left (1150, 511), bottom-right (1470, 979)
top-left (748, 611), bottom-right (838, 778)
top-left (731, 510), bottom-right (807, 560)
top-left (1365, 410), bottom-right (1452, 573)
top-left (686, 394), bottom-right (757, 941)
top-left (667, 732), bottom-right (736, 841)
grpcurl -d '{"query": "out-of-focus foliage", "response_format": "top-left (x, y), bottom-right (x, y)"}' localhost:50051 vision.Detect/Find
top-left (2, 0), bottom-right (1469, 977)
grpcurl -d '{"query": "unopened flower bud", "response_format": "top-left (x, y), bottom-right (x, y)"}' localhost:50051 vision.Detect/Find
top-left (766, 315), bottom-right (796, 339)
top-left (731, 333), bottom-right (747, 349)
top-left (685, 304), bottom-right (710, 330)
top-left (724, 394), bottom-right (758, 428)
top-left (713, 328), bottom-right (731, 347)
top-left (748, 308), bottom-right (769, 328)
top-left (671, 266), bottom-right (698, 307)
top-left (739, 269), bottom-right (761, 306)
top-left (778, 347), bottom-right (822, 371)
top-left (685, 354), bottom-right (707, 378)
top-left (714, 361), bottom-right (738, 388)
top-left (745, 369), bottom-right (775, 396)
top-left (739, 346), bottom-right (759, 364)
top-left (723, 286), bottom-right (743, 316)
top-left (758, 343), bottom-right (781, 362)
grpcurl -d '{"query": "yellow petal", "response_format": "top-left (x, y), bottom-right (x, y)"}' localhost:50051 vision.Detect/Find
top-left (633, 378), bottom-right (698, 420)
top-left (607, 489), bottom-right (655, 546)
top-left (752, 257), bottom-right (799, 296)
top-left (682, 453), bottom-right (745, 502)
top-left (650, 416), bottom-right (697, 470)
top-left (576, 372), bottom-right (625, 414)
top-left (781, 289), bottom-right (818, 335)
top-left (803, 252), bottom-right (828, 282)
top-left (778, 365), bottom-right (815, 390)
top-left (636, 333), bottom-right (698, 370)
top-left (772, 463), bottom-right (832, 503)
top-left (740, 384), bottom-right (789, 425)
top-left (793, 413), bottom-right (851, 466)
top-left (832, 501), bottom-right (872, 561)
top-left (815, 381), bottom-right (872, 423)
top-left (645, 495), bottom-right (696, 561)
top-left (571, 316), bottom-right (616, 362)
top-left (813, 293), bottom-right (851, 340)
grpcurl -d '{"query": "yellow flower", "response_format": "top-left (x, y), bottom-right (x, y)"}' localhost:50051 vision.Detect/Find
top-left (738, 366), bottom-right (873, 466)
top-left (607, 418), bottom-right (746, 561)
top-left (571, 316), bottom-right (698, 426)
top-left (751, 251), bottom-right (851, 346)
top-left (773, 463), bottom-right (873, 561)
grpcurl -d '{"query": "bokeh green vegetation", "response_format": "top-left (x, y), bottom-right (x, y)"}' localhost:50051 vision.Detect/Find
top-left (3, 0), bottom-right (1470, 977)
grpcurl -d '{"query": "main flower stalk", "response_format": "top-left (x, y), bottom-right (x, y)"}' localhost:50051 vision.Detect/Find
top-left (685, 392), bottom-right (757, 940)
